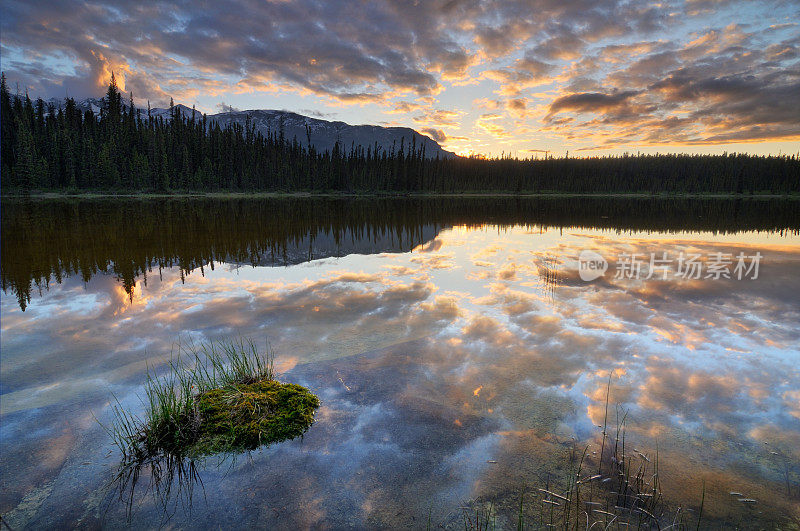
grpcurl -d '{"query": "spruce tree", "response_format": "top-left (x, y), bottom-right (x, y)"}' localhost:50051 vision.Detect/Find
top-left (13, 117), bottom-right (38, 191)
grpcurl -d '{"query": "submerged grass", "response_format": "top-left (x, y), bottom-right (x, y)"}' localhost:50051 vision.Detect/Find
top-left (103, 338), bottom-right (319, 514)
top-left (460, 373), bottom-right (708, 530)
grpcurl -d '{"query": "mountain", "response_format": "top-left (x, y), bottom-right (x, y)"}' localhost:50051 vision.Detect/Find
top-left (52, 98), bottom-right (456, 159)
top-left (210, 109), bottom-right (455, 159)
top-left (46, 96), bottom-right (105, 115)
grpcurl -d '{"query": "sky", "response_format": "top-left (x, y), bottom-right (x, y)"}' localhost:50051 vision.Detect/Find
top-left (1, 0), bottom-right (799, 157)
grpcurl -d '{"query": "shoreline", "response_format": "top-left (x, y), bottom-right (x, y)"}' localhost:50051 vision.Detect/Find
top-left (3, 191), bottom-right (799, 200)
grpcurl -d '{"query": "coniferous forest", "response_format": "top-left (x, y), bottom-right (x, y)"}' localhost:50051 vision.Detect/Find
top-left (2, 74), bottom-right (799, 195)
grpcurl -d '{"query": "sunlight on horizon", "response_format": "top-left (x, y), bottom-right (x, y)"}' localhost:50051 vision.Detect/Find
top-left (2, 1), bottom-right (798, 157)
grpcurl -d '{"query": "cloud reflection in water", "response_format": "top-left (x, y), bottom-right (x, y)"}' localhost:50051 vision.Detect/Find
top-left (1, 224), bottom-right (799, 527)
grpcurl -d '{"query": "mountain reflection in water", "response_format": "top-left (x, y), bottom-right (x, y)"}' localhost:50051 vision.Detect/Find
top-left (3, 196), bottom-right (798, 311)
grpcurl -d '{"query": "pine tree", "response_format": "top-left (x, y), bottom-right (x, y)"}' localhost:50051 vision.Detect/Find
top-left (0, 73), bottom-right (16, 182)
top-left (13, 116), bottom-right (38, 191)
top-left (132, 151), bottom-right (150, 190)
top-left (104, 72), bottom-right (123, 126)
top-left (98, 141), bottom-right (120, 188)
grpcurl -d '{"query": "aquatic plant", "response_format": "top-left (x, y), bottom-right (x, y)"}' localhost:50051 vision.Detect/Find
top-left (460, 374), bottom-right (708, 530)
top-left (103, 338), bottom-right (319, 513)
top-left (463, 502), bottom-right (497, 531)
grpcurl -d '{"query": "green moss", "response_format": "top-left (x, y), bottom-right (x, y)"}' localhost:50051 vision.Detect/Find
top-left (106, 339), bottom-right (321, 511)
top-left (109, 339), bottom-right (320, 460)
top-left (190, 380), bottom-right (320, 456)
top-left (116, 378), bottom-right (319, 461)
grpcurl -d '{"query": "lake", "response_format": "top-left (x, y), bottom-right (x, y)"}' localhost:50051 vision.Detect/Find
top-left (1, 197), bottom-right (799, 528)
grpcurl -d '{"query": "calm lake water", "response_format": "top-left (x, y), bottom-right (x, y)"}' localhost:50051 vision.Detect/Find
top-left (1, 197), bottom-right (799, 529)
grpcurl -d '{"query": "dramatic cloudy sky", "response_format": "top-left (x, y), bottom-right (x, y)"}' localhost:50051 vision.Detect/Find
top-left (1, 0), bottom-right (799, 156)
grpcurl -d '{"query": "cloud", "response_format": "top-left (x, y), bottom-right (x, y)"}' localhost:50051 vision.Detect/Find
top-left (506, 98), bottom-right (528, 118)
top-left (515, 54), bottom-right (554, 79)
top-left (412, 109), bottom-right (465, 128)
top-left (420, 128), bottom-right (447, 143)
top-left (473, 98), bottom-right (503, 110)
top-left (534, 32), bottom-right (586, 61)
top-left (387, 101), bottom-right (425, 114)
top-left (1, 0), bottom-right (797, 147)
top-left (546, 91), bottom-right (641, 120)
top-left (544, 19), bottom-right (800, 145)
top-left (298, 108), bottom-right (338, 119)
top-left (482, 67), bottom-right (548, 96)
top-left (216, 102), bottom-right (241, 113)
top-left (0, 0), bottom-right (466, 104)
top-left (476, 116), bottom-right (511, 139)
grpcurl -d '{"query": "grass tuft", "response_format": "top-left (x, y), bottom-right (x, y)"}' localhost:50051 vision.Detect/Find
top-left (461, 371), bottom-right (709, 530)
top-left (103, 337), bottom-right (319, 514)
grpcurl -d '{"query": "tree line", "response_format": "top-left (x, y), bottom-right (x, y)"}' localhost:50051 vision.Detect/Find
top-left (2, 74), bottom-right (799, 194)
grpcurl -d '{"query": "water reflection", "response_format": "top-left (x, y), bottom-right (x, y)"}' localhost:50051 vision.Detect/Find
top-left (3, 197), bottom-right (798, 311)
top-left (1, 198), bottom-right (799, 528)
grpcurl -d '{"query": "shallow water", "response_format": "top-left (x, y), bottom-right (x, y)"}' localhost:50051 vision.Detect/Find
top-left (1, 197), bottom-right (799, 528)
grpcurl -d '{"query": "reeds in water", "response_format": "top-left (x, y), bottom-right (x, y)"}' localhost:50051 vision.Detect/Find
top-left (102, 337), bottom-right (317, 518)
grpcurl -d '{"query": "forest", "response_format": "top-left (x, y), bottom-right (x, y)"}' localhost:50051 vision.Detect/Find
top-left (2, 74), bottom-right (799, 194)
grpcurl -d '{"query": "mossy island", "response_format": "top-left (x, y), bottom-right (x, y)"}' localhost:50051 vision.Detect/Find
top-left (107, 338), bottom-right (319, 482)
top-left (192, 379), bottom-right (319, 455)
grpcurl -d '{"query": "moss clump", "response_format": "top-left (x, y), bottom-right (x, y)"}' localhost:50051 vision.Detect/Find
top-left (191, 380), bottom-right (320, 455)
top-left (106, 339), bottom-right (320, 514)
top-left (108, 339), bottom-right (320, 466)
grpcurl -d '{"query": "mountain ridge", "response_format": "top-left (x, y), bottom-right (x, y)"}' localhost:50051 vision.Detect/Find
top-left (47, 97), bottom-right (456, 159)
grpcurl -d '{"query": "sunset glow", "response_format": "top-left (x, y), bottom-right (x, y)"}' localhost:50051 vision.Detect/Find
top-left (2, 1), bottom-right (798, 156)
